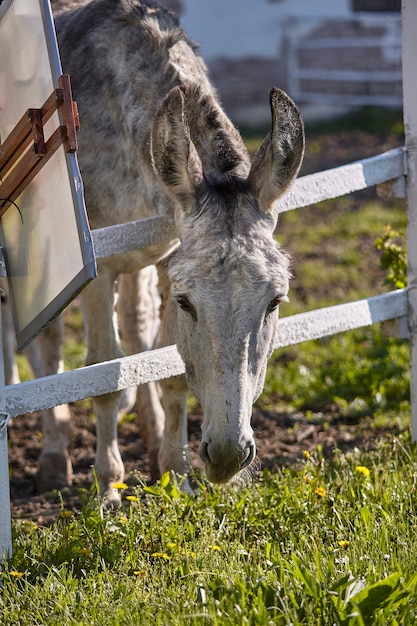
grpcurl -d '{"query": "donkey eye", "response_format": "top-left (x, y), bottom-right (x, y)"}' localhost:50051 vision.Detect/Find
top-left (176, 296), bottom-right (197, 320)
top-left (265, 296), bottom-right (282, 317)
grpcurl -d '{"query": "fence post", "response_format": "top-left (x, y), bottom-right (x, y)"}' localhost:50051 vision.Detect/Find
top-left (0, 302), bottom-right (12, 562)
top-left (402, 0), bottom-right (417, 440)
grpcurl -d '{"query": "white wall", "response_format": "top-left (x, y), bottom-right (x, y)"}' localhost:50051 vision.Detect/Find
top-left (180, 0), bottom-right (351, 60)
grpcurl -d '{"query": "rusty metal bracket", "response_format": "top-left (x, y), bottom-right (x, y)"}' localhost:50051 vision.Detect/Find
top-left (0, 74), bottom-right (79, 218)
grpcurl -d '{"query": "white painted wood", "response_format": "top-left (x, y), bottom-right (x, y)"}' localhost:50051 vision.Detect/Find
top-left (5, 290), bottom-right (407, 418)
top-left (0, 303), bottom-right (12, 561)
top-left (5, 345), bottom-right (185, 417)
top-left (275, 289), bottom-right (408, 348)
top-left (0, 215), bottom-right (177, 276)
top-left (92, 215), bottom-right (177, 260)
top-left (295, 69), bottom-right (400, 83)
top-left (286, 14), bottom-right (402, 109)
top-left (0, 423), bottom-right (11, 561)
top-left (296, 37), bottom-right (399, 50)
top-left (292, 93), bottom-right (403, 108)
top-left (276, 148), bottom-right (406, 213)
top-left (402, 0), bottom-right (417, 440)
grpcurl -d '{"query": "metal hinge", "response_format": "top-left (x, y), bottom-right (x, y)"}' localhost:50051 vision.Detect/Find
top-left (0, 412), bottom-right (11, 432)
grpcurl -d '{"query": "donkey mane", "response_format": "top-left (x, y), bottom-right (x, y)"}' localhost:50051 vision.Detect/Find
top-left (204, 175), bottom-right (250, 196)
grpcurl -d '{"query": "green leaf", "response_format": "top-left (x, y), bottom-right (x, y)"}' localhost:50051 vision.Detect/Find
top-left (160, 471), bottom-right (171, 489)
top-left (291, 553), bottom-right (317, 597)
top-left (331, 573), bottom-right (355, 593)
top-left (143, 485), bottom-right (160, 496)
top-left (345, 572), bottom-right (402, 621)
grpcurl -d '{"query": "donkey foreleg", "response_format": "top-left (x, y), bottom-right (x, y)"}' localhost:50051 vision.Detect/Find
top-left (156, 263), bottom-right (192, 493)
top-left (93, 392), bottom-right (126, 506)
top-left (158, 374), bottom-right (192, 493)
top-left (117, 269), bottom-right (165, 481)
top-left (81, 267), bottom-right (126, 506)
top-left (36, 316), bottom-right (73, 492)
top-left (1, 285), bottom-right (71, 492)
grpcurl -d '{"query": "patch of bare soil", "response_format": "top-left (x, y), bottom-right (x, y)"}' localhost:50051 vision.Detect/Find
top-left (9, 402), bottom-right (404, 525)
top-left (8, 118), bottom-right (405, 525)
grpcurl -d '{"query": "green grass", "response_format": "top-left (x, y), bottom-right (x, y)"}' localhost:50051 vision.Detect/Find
top-left (303, 106), bottom-right (404, 138)
top-left (242, 106), bottom-right (404, 157)
top-left (240, 107), bottom-right (404, 140)
top-left (261, 327), bottom-right (410, 419)
top-left (3, 439), bottom-right (417, 624)
top-left (276, 196), bottom-right (407, 311)
top-left (257, 192), bottom-right (410, 421)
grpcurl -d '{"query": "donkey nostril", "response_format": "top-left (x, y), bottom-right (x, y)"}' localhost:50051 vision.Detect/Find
top-left (199, 441), bottom-right (212, 466)
top-left (240, 443), bottom-right (256, 470)
top-left (199, 439), bottom-right (255, 471)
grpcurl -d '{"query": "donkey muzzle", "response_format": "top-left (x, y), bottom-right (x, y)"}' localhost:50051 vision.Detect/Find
top-left (199, 437), bottom-right (256, 483)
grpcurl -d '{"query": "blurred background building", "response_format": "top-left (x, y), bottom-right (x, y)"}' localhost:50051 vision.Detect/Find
top-left (162, 0), bottom-right (402, 126)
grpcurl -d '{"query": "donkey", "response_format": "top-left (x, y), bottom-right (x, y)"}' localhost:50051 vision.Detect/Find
top-left (25, 0), bottom-right (304, 506)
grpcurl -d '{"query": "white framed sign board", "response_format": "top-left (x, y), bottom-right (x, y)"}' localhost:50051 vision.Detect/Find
top-left (0, 0), bottom-right (96, 349)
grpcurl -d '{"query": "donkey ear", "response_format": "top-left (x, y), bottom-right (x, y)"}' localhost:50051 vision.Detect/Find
top-left (248, 88), bottom-right (304, 216)
top-left (151, 87), bottom-right (204, 210)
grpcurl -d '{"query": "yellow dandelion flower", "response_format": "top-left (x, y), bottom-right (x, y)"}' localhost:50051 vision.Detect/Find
top-left (305, 474), bottom-right (314, 484)
top-left (151, 552), bottom-right (170, 560)
top-left (303, 450), bottom-right (311, 460)
top-left (315, 487), bottom-right (326, 498)
top-left (119, 515), bottom-right (128, 525)
top-left (210, 545), bottom-right (222, 551)
top-left (112, 482), bottom-right (128, 490)
top-left (166, 542), bottom-right (176, 549)
top-left (9, 571), bottom-right (23, 578)
top-left (126, 495), bottom-right (138, 502)
top-left (338, 540), bottom-right (350, 549)
top-left (133, 570), bottom-right (146, 577)
top-left (355, 466), bottom-right (370, 478)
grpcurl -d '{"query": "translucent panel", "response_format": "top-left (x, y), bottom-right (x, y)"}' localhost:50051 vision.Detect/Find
top-left (0, 0), bottom-right (96, 349)
top-left (0, 0), bottom-right (51, 135)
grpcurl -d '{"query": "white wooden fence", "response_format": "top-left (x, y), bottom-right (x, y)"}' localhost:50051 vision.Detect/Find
top-left (286, 14), bottom-right (402, 108)
top-left (1, 0), bottom-right (416, 561)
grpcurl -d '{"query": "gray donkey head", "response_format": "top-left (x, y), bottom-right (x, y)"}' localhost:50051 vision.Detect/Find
top-left (151, 86), bottom-right (304, 484)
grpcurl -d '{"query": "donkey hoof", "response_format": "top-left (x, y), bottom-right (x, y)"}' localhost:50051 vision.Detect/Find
top-left (36, 451), bottom-right (73, 493)
top-left (148, 453), bottom-right (161, 484)
top-left (179, 475), bottom-right (194, 496)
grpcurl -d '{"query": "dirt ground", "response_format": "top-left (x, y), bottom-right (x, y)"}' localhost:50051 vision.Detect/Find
top-left (7, 115), bottom-right (406, 525)
top-left (8, 401), bottom-right (405, 525)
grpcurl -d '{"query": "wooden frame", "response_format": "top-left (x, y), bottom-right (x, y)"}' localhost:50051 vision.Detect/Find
top-left (0, 75), bottom-right (79, 217)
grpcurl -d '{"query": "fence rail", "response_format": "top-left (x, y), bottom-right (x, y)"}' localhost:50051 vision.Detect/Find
top-left (4, 289), bottom-right (408, 418)
top-left (0, 149), bottom-right (409, 418)
top-left (286, 13), bottom-right (402, 108)
top-left (0, 148), bottom-right (405, 276)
